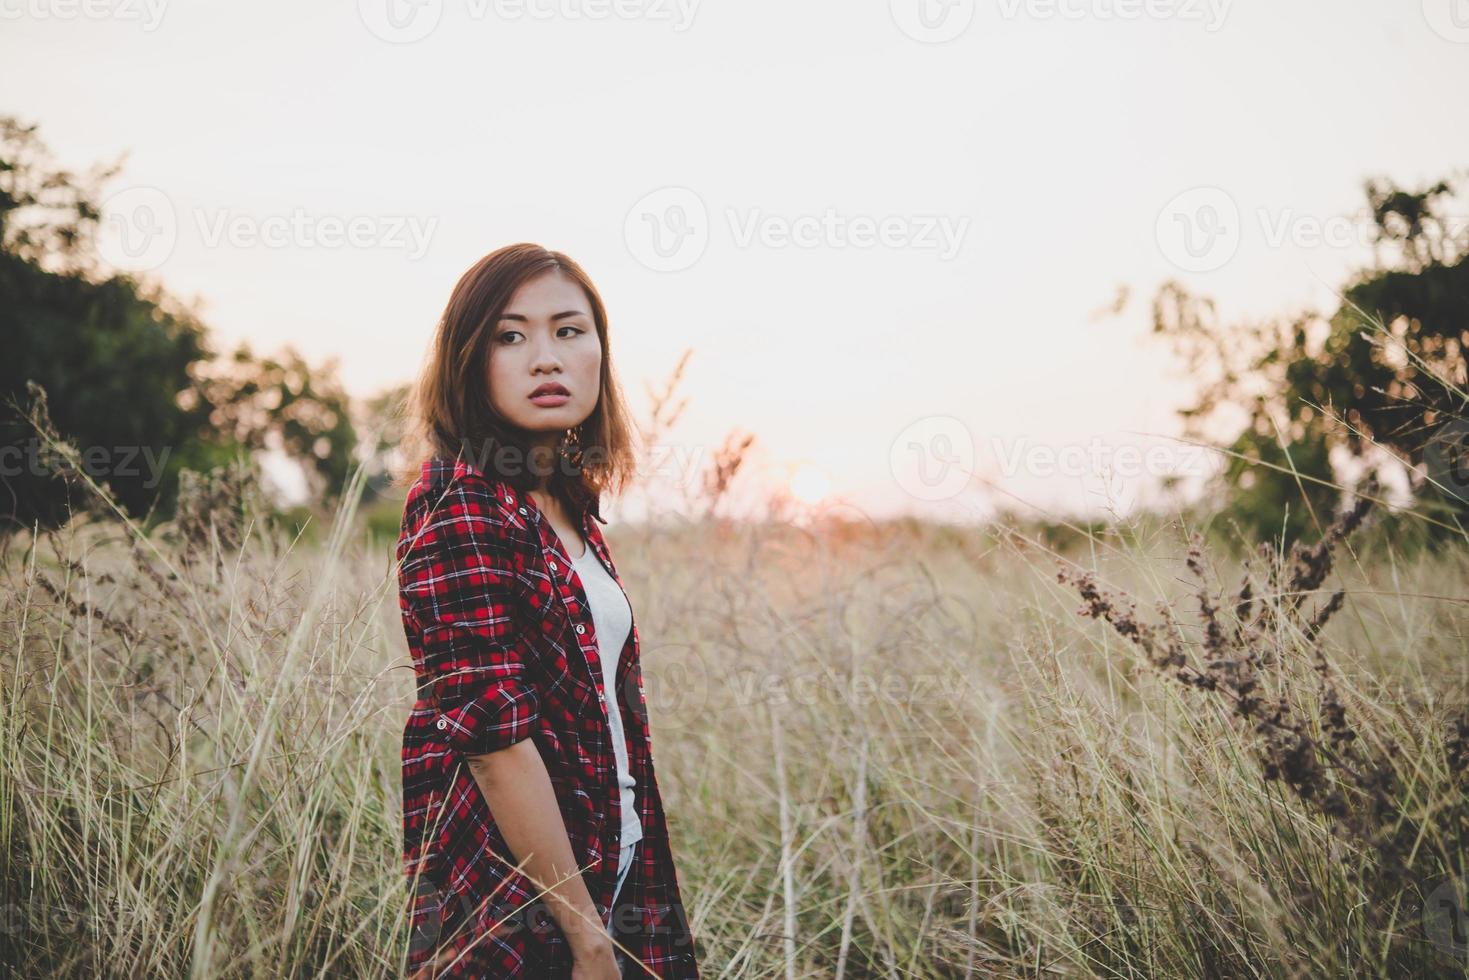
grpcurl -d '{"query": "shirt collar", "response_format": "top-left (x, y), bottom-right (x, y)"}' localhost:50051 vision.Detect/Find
top-left (423, 452), bottom-right (606, 525)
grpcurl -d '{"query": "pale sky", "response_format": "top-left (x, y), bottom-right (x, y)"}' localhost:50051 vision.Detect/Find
top-left (4, 0), bottom-right (1466, 523)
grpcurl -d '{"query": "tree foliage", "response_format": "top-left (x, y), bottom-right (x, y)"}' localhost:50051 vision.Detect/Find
top-left (1152, 171), bottom-right (1469, 548)
top-left (0, 116), bottom-right (358, 535)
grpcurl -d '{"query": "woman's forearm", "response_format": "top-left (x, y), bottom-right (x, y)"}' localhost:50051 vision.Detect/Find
top-left (463, 740), bottom-right (613, 960)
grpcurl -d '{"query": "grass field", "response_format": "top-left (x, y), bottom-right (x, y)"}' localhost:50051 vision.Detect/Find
top-left (3, 467), bottom-right (1467, 978)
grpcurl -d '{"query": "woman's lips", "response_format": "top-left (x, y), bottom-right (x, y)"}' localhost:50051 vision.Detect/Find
top-left (529, 392), bottom-right (570, 407)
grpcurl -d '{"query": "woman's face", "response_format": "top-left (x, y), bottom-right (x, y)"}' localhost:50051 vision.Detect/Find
top-left (486, 270), bottom-right (602, 438)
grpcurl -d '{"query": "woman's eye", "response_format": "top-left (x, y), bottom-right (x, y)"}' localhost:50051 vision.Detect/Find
top-left (558, 325), bottom-right (585, 338)
top-left (497, 331), bottom-right (523, 344)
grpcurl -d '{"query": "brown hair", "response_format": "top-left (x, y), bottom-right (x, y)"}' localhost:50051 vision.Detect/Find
top-left (396, 243), bottom-right (639, 519)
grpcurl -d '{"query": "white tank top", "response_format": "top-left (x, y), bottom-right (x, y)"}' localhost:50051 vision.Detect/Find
top-left (569, 541), bottom-right (644, 852)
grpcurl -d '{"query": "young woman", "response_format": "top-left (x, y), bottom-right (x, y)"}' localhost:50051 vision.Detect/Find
top-left (394, 244), bottom-right (701, 978)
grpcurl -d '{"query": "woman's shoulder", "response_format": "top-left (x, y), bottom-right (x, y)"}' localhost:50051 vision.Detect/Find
top-left (398, 454), bottom-right (526, 553)
top-left (405, 453), bottom-right (521, 506)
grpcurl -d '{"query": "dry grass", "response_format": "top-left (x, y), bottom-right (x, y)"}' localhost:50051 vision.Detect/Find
top-left (3, 460), bottom-right (1468, 978)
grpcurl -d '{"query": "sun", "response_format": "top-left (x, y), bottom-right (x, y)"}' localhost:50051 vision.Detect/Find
top-left (788, 463), bottom-right (830, 505)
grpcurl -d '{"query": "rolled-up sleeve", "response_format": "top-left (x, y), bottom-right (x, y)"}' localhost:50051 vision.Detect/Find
top-left (400, 476), bottom-right (540, 755)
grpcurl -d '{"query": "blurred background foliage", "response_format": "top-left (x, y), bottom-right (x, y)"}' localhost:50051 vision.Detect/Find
top-left (1145, 172), bottom-right (1469, 551)
top-left (0, 115), bottom-right (393, 542)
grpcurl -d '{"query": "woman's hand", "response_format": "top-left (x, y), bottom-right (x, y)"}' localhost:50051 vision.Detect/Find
top-left (570, 933), bottom-right (621, 979)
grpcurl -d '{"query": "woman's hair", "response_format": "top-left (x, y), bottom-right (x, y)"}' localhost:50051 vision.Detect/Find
top-left (395, 243), bottom-right (639, 518)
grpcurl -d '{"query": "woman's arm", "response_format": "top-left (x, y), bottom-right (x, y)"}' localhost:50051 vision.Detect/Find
top-left (465, 742), bottom-right (616, 967)
top-left (400, 475), bottom-right (619, 971)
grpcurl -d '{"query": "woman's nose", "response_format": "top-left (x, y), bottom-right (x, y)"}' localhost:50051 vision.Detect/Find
top-left (530, 338), bottom-right (562, 370)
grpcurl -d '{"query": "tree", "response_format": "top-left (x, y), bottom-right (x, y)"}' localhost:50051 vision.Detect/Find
top-left (191, 344), bottom-right (358, 504)
top-left (0, 116), bottom-right (359, 534)
top-left (0, 118), bottom-right (217, 531)
top-left (1150, 172), bottom-right (1469, 548)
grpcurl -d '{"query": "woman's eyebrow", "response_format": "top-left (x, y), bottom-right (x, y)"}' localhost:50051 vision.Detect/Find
top-left (497, 310), bottom-right (590, 322)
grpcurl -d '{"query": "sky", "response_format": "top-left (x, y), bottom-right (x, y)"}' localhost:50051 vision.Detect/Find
top-left (3, 0), bottom-right (1466, 524)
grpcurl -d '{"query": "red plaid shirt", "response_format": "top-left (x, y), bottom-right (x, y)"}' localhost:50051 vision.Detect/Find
top-left (396, 453), bottom-right (701, 978)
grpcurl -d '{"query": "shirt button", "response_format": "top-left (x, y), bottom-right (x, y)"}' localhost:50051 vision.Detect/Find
top-left (550, 561), bottom-right (558, 571)
top-left (518, 506), bottom-right (528, 516)
top-left (576, 624), bottom-right (586, 634)
top-left (436, 718), bottom-right (447, 730)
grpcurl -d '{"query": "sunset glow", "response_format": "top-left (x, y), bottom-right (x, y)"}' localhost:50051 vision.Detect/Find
top-left (788, 463), bottom-right (831, 506)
